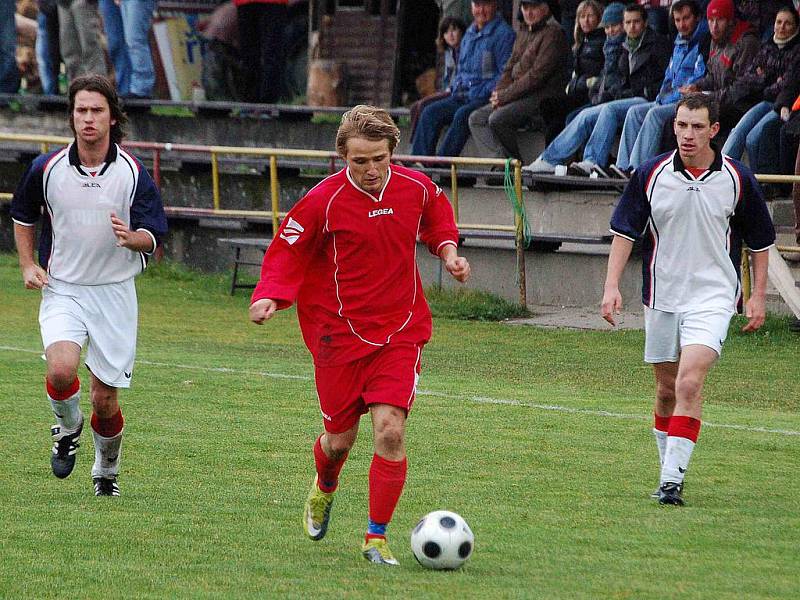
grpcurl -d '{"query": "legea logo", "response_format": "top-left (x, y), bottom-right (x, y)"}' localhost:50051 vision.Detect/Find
top-left (280, 217), bottom-right (304, 245)
top-left (368, 208), bottom-right (394, 218)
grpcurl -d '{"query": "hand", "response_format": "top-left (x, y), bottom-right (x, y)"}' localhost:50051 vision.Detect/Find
top-left (741, 294), bottom-right (766, 332)
top-left (490, 90), bottom-right (500, 109)
top-left (21, 263), bottom-right (48, 289)
top-left (249, 298), bottom-right (278, 324)
top-left (679, 84), bottom-right (697, 94)
top-left (600, 286), bottom-right (622, 326)
top-left (110, 212), bottom-right (136, 249)
top-left (445, 256), bottom-right (470, 283)
top-left (781, 107), bottom-right (791, 122)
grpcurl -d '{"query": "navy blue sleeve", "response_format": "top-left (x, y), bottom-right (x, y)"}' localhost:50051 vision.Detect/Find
top-left (130, 162), bottom-right (168, 248)
top-left (730, 163), bottom-right (776, 252)
top-left (609, 167), bottom-right (651, 241)
top-left (10, 154), bottom-right (49, 225)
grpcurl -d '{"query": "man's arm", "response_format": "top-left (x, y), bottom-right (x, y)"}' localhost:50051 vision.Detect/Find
top-left (439, 243), bottom-right (470, 283)
top-left (742, 249), bottom-right (768, 332)
top-left (600, 235), bottom-right (634, 326)
top-left (110, 213), bottom-right (157, 253)
top-left (13, 222), bottom-right (48, 289)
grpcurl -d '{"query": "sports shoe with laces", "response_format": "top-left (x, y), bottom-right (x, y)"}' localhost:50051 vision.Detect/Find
top-left (93, 476), bottom-right (120, 497)
top-left (522, 157), bottom-right (556, 174)
top-left (51, 418), bottom-right (83, 479)
top-left (362, 537), bottom-right (399, 566)
top-left (609, 164), bottom-right (631, 180)
top-left (303, 475), bottom-right (335, 541)
top-left (658, 481), bottom-right (684, 505)
top-left (569, 160), bottom-right (597, 177)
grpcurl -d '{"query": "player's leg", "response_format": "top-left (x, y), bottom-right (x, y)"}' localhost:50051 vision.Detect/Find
top-left (89, 373), bottom-right (123, 497)
top-left (45, 341), bottom-right (84, 478)
top-left (652, 362), bottom-right (678, 469)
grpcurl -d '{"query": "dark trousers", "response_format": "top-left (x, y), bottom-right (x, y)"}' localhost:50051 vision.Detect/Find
top-left (237, 3), bottom-right (287, 103)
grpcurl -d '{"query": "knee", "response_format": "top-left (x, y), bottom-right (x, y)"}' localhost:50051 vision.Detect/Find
top-left (326, 435), bottom-right (354, 459)
top-left (655, 381), bottom-right (676, 405)
top-left (373, 414), bottom-right (405, 453)
top-left (675, 375), bottom-right (702, 402)
top-left (47, 365), bottom-right (78, 391)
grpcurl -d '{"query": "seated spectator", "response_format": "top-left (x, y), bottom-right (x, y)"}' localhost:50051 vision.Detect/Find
top-left (411, 0), bottom-right (514, 158)
top-left (735, 0), bottom-right (793, 41)
top-left (57, 0), bottom-right (107, 83)
top-left (468, 0), bottom-right (568, 160)
top-left (722, 6), bottom-right (800, 175)
top-left (36, 0), bottom-right (61, 95)
top-left (613, 0), bottom-right (710, 176)
top-left (199, 0), bottom-right (245, 101)
top-left (525, 3), bottom-right (671, 176)
top-left (99, 0), bottom-right (157, 98)
top-left (409, 16), bottom-right (467, 141)
top-left (637, 0), bottom-right (672, 34)
top-left (540, 0), bottom-right (606, 144)
top-left (777, 56), bottom-right (800, 193)
top-left (1, 0), bottom-right (20, 94)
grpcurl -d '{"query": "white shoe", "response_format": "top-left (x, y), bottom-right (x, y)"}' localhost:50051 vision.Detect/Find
top-left (569, 160), bottom-right (597, 177)
top-left (523, 157), bottom-right (556, 174)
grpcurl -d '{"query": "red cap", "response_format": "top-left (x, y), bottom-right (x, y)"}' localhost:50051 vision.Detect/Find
top-left (706, 0), bottom-right (734, 20)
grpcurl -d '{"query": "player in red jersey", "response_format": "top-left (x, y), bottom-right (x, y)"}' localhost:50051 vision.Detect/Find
top-left (249, 105), bottom-right (470, 565)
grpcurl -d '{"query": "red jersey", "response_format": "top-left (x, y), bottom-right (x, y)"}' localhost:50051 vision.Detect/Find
top-left (252, 164), bottom-right (460, 367)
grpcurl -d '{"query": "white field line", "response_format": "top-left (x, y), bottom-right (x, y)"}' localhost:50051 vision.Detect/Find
top-left (2, 345), bottom-right (799, 437)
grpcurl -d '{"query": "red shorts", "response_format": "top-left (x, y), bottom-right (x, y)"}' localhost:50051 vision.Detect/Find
top-left (314, 343), bottom-right (423, 434)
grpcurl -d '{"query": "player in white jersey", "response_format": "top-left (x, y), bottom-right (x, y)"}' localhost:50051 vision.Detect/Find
top-left (601, 93), bottom-right (775, 506)
top-left (10, 74), bottom-right (168, 497)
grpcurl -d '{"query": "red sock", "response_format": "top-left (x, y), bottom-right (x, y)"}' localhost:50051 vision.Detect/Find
top-left (46, 377), bottom-right (80, 400)
top-left (313, 436), bottom-right (347, 493)
top-left (654, 412), bottom-right (671, 433)
top-left (668, 415), bottom-right (701, 442)
top-left (91, 409), bottom-right (124, 438)
top-left (368, 454), bottom-right (407, 531)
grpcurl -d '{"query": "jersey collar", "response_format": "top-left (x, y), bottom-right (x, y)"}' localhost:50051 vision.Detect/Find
top-left (672, 146), bottom-right (723, 180)
top-left (68, 141), bottom-right (118, 176)
top-left (345, 166), bottom-right (392, 203)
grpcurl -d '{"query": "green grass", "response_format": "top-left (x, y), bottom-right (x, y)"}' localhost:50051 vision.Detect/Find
top-left (0, 253), bottom-right (798, 599)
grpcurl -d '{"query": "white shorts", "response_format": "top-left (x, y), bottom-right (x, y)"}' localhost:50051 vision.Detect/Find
top-left (39, 278), bottom-right (138, 388)
top-left (643, 306), bottom-right (734, 363)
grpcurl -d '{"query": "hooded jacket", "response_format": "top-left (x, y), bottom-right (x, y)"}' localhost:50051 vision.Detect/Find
top-left (694, 19), bottom-right (760, 106)
top-left (655, 17), bottom-right (710, 104)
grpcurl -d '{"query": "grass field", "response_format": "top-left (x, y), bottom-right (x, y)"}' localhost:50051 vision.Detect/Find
top-left (0, 253), bottom-right (798, 599)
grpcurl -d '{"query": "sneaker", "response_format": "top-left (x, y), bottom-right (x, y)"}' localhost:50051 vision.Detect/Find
top-left (50, 418), bottom-right (83, 479)
top-left (93, 476), bottom-right (120, 496)
top-left (658, 481), bottom-right (684, 505)
top-left (609, 164), bottom-right (631, 180)
top-left (362, 537), bottom-right (400, 566)
top-left (303, 475), bottom-right (335, 541)
top-left (591, 164), bottom-right (610, 179)
top-left (523, 157), bottom-right (556, 174)
top-left (569, 160), bottom-right (597, 177)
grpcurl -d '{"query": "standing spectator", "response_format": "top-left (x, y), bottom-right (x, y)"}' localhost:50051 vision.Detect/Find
top-left (722, 6), bottom-right (800, 176)
top-left (540, 0), bottom-right (607, 144)
top-left (1, 0), bottom-right (20, 94)
top-left (409, 16), bottom-right (467, 141)
top-left (199, 0), bottom-right (244, 102)
top-left (99, 0), bottom-right (157, 98)
top-left (234, 0), bottom-right (288, 103)
top-left (468, 0), bottom-right (569, 160)
top-left (735, 0), bottom-right (793, 40)
top-left (57, 0), bottom-right (107, 83)
top-left (36, 0), bottom-right (61, 95)
top-left (411, 0), bottom-right (514, 158)
top-left (613, 0), bottom-right (709, 176)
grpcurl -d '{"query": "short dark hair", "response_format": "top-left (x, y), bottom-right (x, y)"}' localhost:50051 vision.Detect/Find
top-left (623, 3), bottom-right (648, 22)
top-left (671, 0), bottom-right (700, 18)
top-left (676, 92), bottom-right (719, 125)
top-left (68, 74), bottom-right (128, 145)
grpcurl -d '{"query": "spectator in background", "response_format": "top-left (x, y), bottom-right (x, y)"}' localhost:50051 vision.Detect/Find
top-left (437, 0), bottom-right (473, 24)
top-left (409, 16), bottom-right (467, 141)
top-left (1, 0), bottom-right (20, 94)
top-left (57, 0), bottom-right (107, 83)
top-left (612, 0), bottom-right (709, 177)
top-left (637, 0), bottom-right (672, 34)
top-left (411, 0), bottom-right (514, 158)
top-left (540, 0), bottom-right (606, 144)
top-left (775, 55), bottom-right (800, 196)
top-left (735, 0), bottom-right (793, 41)
top-left (99, 0), bottom-right (157, 99)
top-left (235, 0), bottom-right (288, 103)
top-left (722, 6), bottom-right (800, 178)
top-left (468, 0), bottom-right (568, 160)
top-left (525, 3), bottom-right (671, 176)
top-left (199, 0), bottom-right (244, 101)
top-left (36, 0), bottom-right (61, 95)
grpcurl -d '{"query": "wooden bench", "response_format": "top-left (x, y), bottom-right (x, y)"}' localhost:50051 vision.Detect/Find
top-left (217, 237), bottom-right (271, 295)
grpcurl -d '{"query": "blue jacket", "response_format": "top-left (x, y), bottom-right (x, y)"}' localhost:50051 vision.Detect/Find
top-left (656, 18), bottom-right (710, 105)
top-left (449, 15), bottom-right (515, 103)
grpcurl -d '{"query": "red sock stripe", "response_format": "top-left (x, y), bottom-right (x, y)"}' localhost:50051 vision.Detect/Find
top-left (91, 409), bottom-right (124, 438)
top-left (368, 454), bottom-right (407, 526)
top-left (314, 436), bottom-right (348, 493)
top-left (46, 377), bottom-right (80, 401)
top-left (654, 413), bottom-right (671, 432)
top-left (668, 415), bottom-right (701, 443)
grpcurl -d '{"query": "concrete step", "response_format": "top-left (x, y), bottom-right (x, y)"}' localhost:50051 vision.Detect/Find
top-left (769, 198), bottom-right (796, 228)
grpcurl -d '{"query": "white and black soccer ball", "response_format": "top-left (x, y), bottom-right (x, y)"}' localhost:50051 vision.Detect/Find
top-left (410, 510), bottom-right (474, 570)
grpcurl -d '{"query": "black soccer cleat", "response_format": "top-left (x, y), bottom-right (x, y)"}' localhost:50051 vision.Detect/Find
top-left (658, 481), bottom-right (684, 506)
top-left (93, 476), bottom-right (120, 497)
top-left (51, 419), bottom-right (83, 479)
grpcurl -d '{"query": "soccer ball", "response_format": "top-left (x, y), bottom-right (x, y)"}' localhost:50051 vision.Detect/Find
top-left (410, 510), bottom-right (474, 570)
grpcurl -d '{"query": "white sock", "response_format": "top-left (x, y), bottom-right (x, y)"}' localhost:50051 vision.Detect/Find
top-left (660, 436), bottom-right (695, 485)
top-left (92, 429), bottom-right (123, 478)
top-left (49, 393), bottom-right (83, 431)
top-left (653, 428), bottom-right (668, 465)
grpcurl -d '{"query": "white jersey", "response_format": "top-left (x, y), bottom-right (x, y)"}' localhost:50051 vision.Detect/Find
top-left (11, 142), bottom-right (167, 285)
top-left (610, 150), bottom-right (775, 312)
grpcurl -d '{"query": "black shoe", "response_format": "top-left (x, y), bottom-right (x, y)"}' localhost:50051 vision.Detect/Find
top-left (51, 419), bottom-right (83, 479)
top-left (789, 317), bottom-right (800, 333)
top-left (609, 165), bottom-right (631, 180)
top-left (658, 481), bottom-right (684, 505)
top-left (93, 476), bottom-right (120, 497)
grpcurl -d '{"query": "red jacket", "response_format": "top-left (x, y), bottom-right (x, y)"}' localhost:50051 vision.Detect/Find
top-left (252, 165), bottom-right (459, 367)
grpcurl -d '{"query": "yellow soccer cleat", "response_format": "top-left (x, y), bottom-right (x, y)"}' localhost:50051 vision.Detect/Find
top-left (303, 475), bottom-right (335, 541)
top-left (361, 537), bottom-right (400, 566)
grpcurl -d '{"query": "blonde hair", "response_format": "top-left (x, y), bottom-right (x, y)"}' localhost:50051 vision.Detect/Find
top-left (336, 105), bottom-right (401, 157)
top-left (574, 0), bottom-right (603, 49)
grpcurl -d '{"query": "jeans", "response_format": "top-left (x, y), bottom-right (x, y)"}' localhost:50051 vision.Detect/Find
top-left (36, 7), bottom-right (61, 95)
top-left (721, 101), bottom-right (780, 172)
top-left (0, 0), bottom-right (19, 93)
top-left (100, 0), bottom-right (155, 97)
top-left (238, 3), bottom-right (287, 103)
top-left (541, 97), bottom-right (647, 166)
top-left (411, 93), bottom-right (486, 157)
top-left (620, 102), bottom-right (676, 170)
top-left (99, 0), bottom-right (131, 95)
